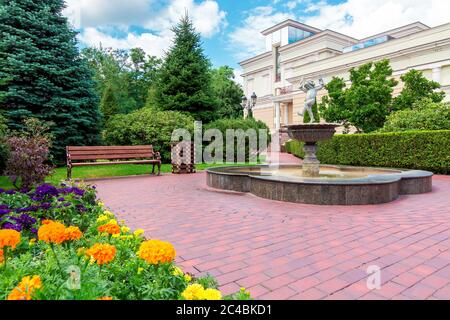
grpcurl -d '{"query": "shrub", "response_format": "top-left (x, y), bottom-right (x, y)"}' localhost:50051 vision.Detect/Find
top-left (0, 115), bottom-right (8, 174)
top-left (0, 183), bottom-right (251, 300)
top-left (203, 118), bottom-right (271, 163)
top-left (4, 119), bottom-right (54, 189)
top-left (379, 99), bottom-right (450, 132)
top-left (102, 108), bottom-right (195, 162)
top-left (392, 69), bottom-right (445, 111)
top-left (285, 130), bottom-right (450, 174)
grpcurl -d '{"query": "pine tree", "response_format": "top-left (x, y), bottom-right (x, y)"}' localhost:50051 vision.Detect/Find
top-left (154, 14), bottom-right (218, 122)
top-left (0, 0), bottom-right (101, 162)
top-left (100, 85), bottom-right (120, 124)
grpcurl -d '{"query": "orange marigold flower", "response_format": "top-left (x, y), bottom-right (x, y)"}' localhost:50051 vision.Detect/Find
top-left (98, 223), bottom-right (121, 235)
top-left (97, 296), bottom-right (113, 300)
top-left (137, 240), bottom-right (176, 265)
top-left (64, 226), bottom-right (83, 241)
top-left (41, 220), bottom-right (54, 225)
top-left (38, 221), bottom-right (66, 244)
top-left (0, 249), bottom-right (4, 264)
top-left (85, 243), bottom-right (116, 265)
top-left (0, 229), bottom-right (21, 249)
top-left (7, 275), bottom-right (42, 300)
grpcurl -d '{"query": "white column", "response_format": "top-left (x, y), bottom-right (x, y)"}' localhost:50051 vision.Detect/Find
top-left (432, 67), bottom-right (442, 83)
top-left (284, 104), bottom-right (289, 125)
top-left (275, 102), bottom-right (281, 130)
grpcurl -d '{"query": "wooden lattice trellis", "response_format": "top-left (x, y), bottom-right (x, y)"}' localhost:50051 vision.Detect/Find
top-left (171, 141), bottom-right (196, 174)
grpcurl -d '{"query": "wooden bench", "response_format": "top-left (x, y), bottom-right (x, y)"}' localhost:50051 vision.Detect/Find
top-left (66, 145), bottom-right (161, 180)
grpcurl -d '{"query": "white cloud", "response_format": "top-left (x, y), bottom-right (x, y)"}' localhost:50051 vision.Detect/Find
top-left (301, 0), bottom-right (450, 39)
top-left (78, 28), bottom-right (173, 58)
top-left (229, 0), bottom-right (450, 62)
top-left (63, 0), bottom-right (226, 57)
top-left (228, 6), bottom-right (294, 61)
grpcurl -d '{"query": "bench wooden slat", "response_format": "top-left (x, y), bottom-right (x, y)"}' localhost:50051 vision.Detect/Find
top-left (66, 145), bottom-right (161, 179)
top-left (71, 160), bottom-right (159, 166)
top-left (69, 150), bottom-right (153, 156)
top-left (70, 153), bottom-right (155, 160)
top-left (68, 146), bottom-right (153, 151)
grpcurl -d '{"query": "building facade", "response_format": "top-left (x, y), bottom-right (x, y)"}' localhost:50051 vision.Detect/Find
top-left (239, 19), bottom-right (450, 132)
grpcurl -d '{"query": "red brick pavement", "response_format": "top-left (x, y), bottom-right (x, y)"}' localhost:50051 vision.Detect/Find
top-left (93, 162), bottom-right (450, 300)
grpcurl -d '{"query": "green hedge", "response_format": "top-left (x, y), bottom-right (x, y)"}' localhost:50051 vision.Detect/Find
top-left (285, 130), bottom-right (450, 174)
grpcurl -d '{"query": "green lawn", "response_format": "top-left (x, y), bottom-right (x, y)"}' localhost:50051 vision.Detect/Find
top-left (0, 162), bottom-right (256, 190)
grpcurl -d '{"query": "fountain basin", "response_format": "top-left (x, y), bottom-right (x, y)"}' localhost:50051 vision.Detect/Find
top-left (206, 165), bottom-right (433, 205)
top-left (287, 123), bottom-right (340, 142)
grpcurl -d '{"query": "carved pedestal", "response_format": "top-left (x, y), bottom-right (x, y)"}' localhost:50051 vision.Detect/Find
top-left (302, 142), bottom-right (320, 177)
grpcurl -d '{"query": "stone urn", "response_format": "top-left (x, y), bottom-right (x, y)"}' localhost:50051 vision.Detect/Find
top-left (286, 124), bottom-right (339, 177)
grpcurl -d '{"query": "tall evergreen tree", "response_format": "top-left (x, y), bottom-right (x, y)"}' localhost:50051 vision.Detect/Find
top-left (155, 14), bottom-right (218, 122)
top-left (0, 0), bottom-right (101, 161)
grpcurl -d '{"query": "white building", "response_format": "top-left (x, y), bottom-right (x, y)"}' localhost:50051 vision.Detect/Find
top-left (239, 19), bottom-right (450, 132)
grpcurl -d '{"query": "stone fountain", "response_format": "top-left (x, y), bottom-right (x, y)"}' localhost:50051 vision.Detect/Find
top-left (205, 78), bottom-right (433, 205)
top-left (286, 123), bottom-right (339, 177)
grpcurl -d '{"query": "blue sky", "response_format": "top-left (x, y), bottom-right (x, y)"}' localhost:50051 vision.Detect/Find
top-left (63, 0), bottom-right (450, 77)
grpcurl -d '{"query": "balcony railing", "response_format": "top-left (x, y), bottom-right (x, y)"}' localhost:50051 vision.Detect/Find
top-left (276, 85), bottom-right (293, 96)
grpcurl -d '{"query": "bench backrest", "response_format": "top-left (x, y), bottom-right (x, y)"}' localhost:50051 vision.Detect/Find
top-left (67, 146), bottom-right (156, 161)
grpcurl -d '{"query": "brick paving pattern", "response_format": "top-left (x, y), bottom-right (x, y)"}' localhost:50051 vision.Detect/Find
top-left (93, 157), bottom-right (450, 300)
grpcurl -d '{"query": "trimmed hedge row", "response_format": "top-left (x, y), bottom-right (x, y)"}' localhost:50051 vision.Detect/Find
top-left (285, 130), bottom-right (450, 174)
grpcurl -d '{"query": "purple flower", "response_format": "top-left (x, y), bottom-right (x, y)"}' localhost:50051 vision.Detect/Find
top-left (59, 187), bottom-right (85, 197)
top-left (63, 202), bottom-right (71, 207)
top-left (16, 206), bottom-right (40, 213)
top-left (76, 204), bottom-right (87, 212)
top-left (31, 228), bottom-right (38, 234)
top-left (58, 197), bottom-right (65, 201)
top-left (2, 222), bottom-right (22, 232)
top-left (5, 190), bottom-right (16, 195)
top-left (40, 202), bottom-right (52, 210)
top-left (31, 184), bottom-right (59, 200)
top-left (0, 188), bottom-right (4, 194)
top-left (0, 209), bottom-right (11, 216)
top-left (0, 205), bottom-right (10, 210)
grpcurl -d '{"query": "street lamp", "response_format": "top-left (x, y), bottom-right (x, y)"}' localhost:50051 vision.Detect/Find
top-left (241, 92), bottom-right (257, 119)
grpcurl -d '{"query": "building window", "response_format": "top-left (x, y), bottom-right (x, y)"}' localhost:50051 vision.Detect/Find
top-left (288, 27), bottom-right (314, 44)
top-left (275, 46), bottom-right (281, 82)
top-left (343, 35), bottom-right (392, 53)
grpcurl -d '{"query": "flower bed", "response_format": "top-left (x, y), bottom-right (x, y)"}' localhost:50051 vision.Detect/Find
top-left (0, 184), bottom-right (251, 300)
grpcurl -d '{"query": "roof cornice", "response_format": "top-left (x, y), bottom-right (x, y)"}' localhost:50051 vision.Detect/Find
top-left (261, 19), bottom-right (322, 36)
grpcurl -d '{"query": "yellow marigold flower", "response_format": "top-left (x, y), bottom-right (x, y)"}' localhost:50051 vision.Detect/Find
top-left (38, 221), bottom-right (66, 244)
top-left (85, 243), bottom-right (116, 265)
top-left (104, 210), bottom-right (114, 217)
top-left (7, 275), bottom-right (42, 300)
top-left (184, 274), bottom-right (192, 283)
top-left (108, 219), bottom-right (118, 225)
top-left (64, 226), bottom-right (83, 241)
top-left (137, 240), bottom-right (176, 265)
top-left (97, 296), bottom-right (113, 300)
top-left (0, 249), bottom-right (4, 264)
top-left (202, 288), bottom-right (222, 300)
top-left (29, 239), bottom-right (36, 246)
top-left (133, 229), bottom-right (145, 237)
top-left (120, 235), bottom-right (133, 240)
top-left (172, 266), bottom-right (184, 277)
top-left (0, 229), bottom-right (21, 249)
top-left (98, 223), bottom-right (120, 235)
top-left (96, 215), bottom-right (109, 223)
top-left (137, 267), bottom-right (144, 275)
top-left (98, 201), bottom-right (105, 207)
top-left (121, 226), bottom-right (130, 234)
top-left (181, 284), bottom-right (205, 300)
top-left (112, 234), bottom-right (120, 239)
